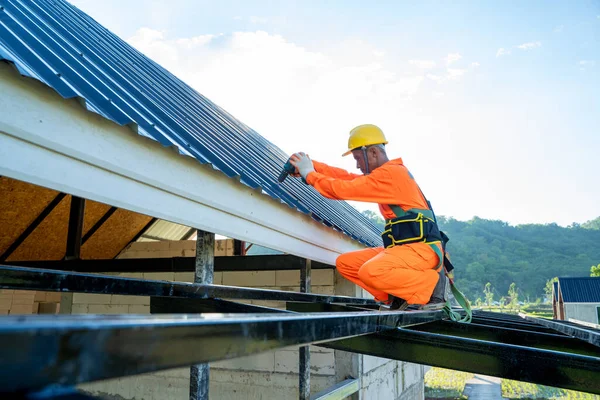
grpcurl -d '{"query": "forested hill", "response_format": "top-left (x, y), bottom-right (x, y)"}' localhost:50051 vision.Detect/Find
top-left (361, 212), bottom-right (600, 301)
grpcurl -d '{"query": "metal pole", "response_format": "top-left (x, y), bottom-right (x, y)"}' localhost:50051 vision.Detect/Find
top-left (190, 230), bottom-right (214, 400)
top-left (299, 259), bottom-right (312, 400)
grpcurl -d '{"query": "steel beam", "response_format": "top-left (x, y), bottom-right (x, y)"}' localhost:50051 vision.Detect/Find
top-left (64, 196), bottom-right (85, 260)
top-left (521, 314), bottom-right (600, 348)
top-left (0, 193), bottom-right (66, 262)
top-left (0, 310), bottom-right (442, 393)
top-left (81, 206), bottom-right (117, 245)
top-left (408, 320), bottom-right (600, 357)
top-left (7, 254), bottom-right (333, 272)
top-left (320, 328), bottom-right (600, 395)
top-left (0, 265), bottom-right (378, 305)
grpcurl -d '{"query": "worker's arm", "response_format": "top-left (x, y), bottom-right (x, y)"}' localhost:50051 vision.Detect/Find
top-left (312, 160), bottom-right (362, 181)
top-left (305, 168), bottom-right (400, 204)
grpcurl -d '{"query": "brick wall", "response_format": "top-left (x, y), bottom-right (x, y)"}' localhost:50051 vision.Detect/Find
top-left (1, 289), bottom-right (61, 315)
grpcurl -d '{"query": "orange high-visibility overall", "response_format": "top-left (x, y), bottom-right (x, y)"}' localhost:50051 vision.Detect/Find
top-left (306, 159), bottom-right (441, 304)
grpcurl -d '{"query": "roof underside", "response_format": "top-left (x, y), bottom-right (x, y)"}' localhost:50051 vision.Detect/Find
top-left (559, 277), bottom-right (600, 303)
top-left (0, 0), bottom-right (381, 247)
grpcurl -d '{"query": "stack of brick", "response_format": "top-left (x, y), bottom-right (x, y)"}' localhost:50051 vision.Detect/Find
top-left (0, 289), bottom-right (61, 315)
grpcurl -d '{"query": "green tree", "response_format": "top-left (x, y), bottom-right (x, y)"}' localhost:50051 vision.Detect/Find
top-left (483, 282), bottom-right (494, 307)
top-left (508, 283), bottom-right (519, 310)
top-left (591, 264), bottom-right (600, 277)
top-left (361, 210), bottom-right (385, 231)
top-left (544, 277), bottom-right (558, 302)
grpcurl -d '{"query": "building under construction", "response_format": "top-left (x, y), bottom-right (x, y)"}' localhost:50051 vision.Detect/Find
top-left (0, 0), bottom-right (599, 399)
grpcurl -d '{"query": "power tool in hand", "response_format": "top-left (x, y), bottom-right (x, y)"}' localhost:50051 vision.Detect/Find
top-left (278, 159), bottom-right (307, 184)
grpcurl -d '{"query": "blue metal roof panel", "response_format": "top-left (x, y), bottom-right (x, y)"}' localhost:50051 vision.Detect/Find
top-left (0, 0), bottom-right (381, 246)
top-left (558, 277), bottom-right (600, 303)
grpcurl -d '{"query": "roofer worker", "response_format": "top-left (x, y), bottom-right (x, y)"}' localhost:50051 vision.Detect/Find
top-left (289, 124), bottom-right (447, 310)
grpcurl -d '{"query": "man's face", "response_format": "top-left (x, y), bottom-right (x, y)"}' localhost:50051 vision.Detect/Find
top-left (352, 149), bottom-right (368, 174)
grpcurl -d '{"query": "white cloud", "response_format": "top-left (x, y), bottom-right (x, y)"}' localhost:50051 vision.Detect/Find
top-left (517, 41), bottom-right (542, 50)
top-left (444, 53), bottom-right (462, 65)
top-left (447, 68), bottom-right (466, 80)
top-left (470, 62), bottom-right (480, 68)
top-left (409, 59), bottom-right (436, 69)
top-left (125, 28), bottom-right (426, 161)
top-left (554, 25), bottom-right (564, 33)
top-left (496, 48), bottom-right (511, 57)
top-left (426, 73), bottom-right (444, 83)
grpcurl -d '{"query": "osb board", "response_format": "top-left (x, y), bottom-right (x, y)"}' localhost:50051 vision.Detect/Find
top-left (81, 200), bottom-right (112, 238)
top-left (6, 195), bottom-right (71, 261)
top-left (81, 208), bottom-right (152, 259)
top-left (0, 177), bottom-right (59, 255)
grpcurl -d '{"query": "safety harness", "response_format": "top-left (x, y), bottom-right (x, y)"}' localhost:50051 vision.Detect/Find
top-left (383, 185), bottom-right (472, 323)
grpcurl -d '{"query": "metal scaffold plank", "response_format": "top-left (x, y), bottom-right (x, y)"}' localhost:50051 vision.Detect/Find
top-left (0, 265), bottom-right (377, 305)
top-left (320, 327), bottom-right (600, 395)
top-left (0, 310), bottom-right (442, 393)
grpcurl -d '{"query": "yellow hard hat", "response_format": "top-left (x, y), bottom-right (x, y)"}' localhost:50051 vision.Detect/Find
top-left (342, 124), bottom-right (388, 156)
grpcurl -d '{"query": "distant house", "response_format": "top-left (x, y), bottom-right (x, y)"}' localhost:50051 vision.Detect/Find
top-left (553, 277), bottom-right (600, 326)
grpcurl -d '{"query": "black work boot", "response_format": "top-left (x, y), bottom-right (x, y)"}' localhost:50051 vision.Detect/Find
top-left (420, 269), bottom-right (448, 310)
top-left (379, 295), bottom-right (409, 311)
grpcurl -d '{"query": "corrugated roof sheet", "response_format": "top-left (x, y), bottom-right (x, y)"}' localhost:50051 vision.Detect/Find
top-left (558, 277), bottom-right (600, 303)
top-left (0, 0), bottom-right (381, 247)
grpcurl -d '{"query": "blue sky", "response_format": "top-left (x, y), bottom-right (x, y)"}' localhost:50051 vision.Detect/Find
top-left (70, 0), bottom-right (599, 226)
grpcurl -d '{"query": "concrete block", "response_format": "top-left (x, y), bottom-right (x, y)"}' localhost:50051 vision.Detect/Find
top-left (0, 298), bottom-right (12, 310)
top-left (32, 302), bottom-right (39, 314)
top-left (143, 272), bottom-right (175, 281)
top-left (399, 380), bottom-right (424, 400)
top-left (360, 361), bottom-right (398, 400)
top-left (170, 240), bottom-right (195, 251)
top-left (183, 249), bottom-right (196, 257)
top-left (12, 294), bottom-right (35, 304)
top-left (71, 304), bottom-right (89, 314)
top-left (250, 300), bottom-right (286, 310)
top-left (0, 290), bottom-right (14, 295)
top-left (212, 351), bottom-right (275, 372)
top-left (223, 271), bottom-right (275, 287)
top-left (152, 367), bottom-right (191, 379)
top-left (88, 304), bottom-right (129, 314)
top-left (111, 295), bottom-right (150, 305)
top-left (363, 355), bottom-right (393, 373)
top-left (312, 285), bottom-right (334, 295)
top-left (116, 272), bottom-right (144, 279)
top-left (312, 269), bottom-right (334, 286)
top-left (45, 292), bottom-right (62, 302)
top-left (275, 270), bottom-right (300, 286)
top-left (274, 349), bottom-right (335, 375)
top-left (213, 271), bottom-right (223, 285)
top-left (34, 291), bottom-right (46, 302)
top-left (0, 310), bottom-right (8, 315)
top-left (174, 272), bottom-right (194, 283)
top-left (9, 304), bottom-right (34, 314)
top-left (403, 362), bottom-right (424, 391)
top-left (13, 290), bottom-right (33, 295)
top-left (38, 302), bottom-right (60, 314)
top-left (72, 293), bottom-right (111, 305)
top-left (129, 305), bottom-right (150, 314)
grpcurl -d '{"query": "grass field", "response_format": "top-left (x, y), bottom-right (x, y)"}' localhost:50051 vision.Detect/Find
top-left (424, 367), bottom-right (473, 399)
top-left (501, 379), bottom-right (600, 399)
top-left (425, 368), bottom-right (599, 399)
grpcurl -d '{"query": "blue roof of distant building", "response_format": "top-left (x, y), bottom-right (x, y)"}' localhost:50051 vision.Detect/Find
top-left (558, 277), bottom-right (600, 303)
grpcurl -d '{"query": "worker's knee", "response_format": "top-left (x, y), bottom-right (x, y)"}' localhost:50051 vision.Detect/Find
top-left (357, 262), bottom-right (377, 287)
top-left (335, 252), bottom-right (354, 274)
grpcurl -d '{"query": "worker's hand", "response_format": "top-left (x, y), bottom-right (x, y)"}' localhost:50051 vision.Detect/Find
top-left (289, 152), bottom-right (315, 179)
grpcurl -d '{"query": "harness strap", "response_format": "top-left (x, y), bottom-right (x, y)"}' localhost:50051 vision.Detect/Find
top-left (387, 170), bottom-right (471, 323)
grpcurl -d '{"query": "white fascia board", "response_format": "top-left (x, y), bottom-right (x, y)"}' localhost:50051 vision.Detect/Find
top-left (0, 64), bottom-right (367, 264)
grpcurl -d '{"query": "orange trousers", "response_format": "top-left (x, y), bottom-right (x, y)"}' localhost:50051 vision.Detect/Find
top-left (336, 242), bottom-right (441, 305)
